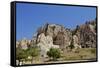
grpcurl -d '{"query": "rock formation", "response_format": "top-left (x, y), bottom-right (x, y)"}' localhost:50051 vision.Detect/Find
top-left (16, 38), bottom-right (32, 49)
top-left (73, 19), bottom-right (97, 48)
top-left (37, 23), bottom-right (72, 51)
top-left (37, 33), bottom-right (59, 57)
top-left (16, 19), bottom-right (97, 58)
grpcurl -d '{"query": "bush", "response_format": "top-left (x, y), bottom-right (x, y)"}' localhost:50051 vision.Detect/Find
top-left (90, 48), bottom-right (96, 54)
top-left (27, 47), bottom-right (40, 63)
top-left (47, 48), bottom-right (61, 61)
top-left (16, 48), bottom-right (28, 65)
top-left (68, 38), bottom-right (74, 49)
top-left (16, 46), bottom-right (40, 64)
top-left (27, 47), bottom-right (39, 57)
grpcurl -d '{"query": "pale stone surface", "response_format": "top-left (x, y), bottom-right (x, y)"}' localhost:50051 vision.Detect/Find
top-left (37, 33), bottom-right (59, 57)
top-left (43, 24), bottom-right (72, 50)
top-left (16, 19), bottom-right (97, 58)
top-left (73, 35), bottom-right (81, 49)
top-left (16, 38), bottom-right (32, 49)
top-left (76, 20), bottom-right (96, 48)
top-left (20, 39), bottom-right (28, 49)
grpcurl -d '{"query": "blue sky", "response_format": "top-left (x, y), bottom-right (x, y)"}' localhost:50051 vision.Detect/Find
top-left (16, 3), bottom-right (96, 40)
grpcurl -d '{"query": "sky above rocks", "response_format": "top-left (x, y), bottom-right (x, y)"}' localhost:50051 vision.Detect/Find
top-left (16, 3), bottom-right (96, 40)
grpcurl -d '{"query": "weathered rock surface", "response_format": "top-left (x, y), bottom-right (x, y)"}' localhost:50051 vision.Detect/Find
top-left (37, 23), bottom-right (72, 51)
top-left (16, 19), bottom-right (97, 57)
top-left (16, 38), bottom-right (31, 49)
top-left (37, 33), bottom-right (59, 57)
top-left (73, 19), bottom-right (97, 48)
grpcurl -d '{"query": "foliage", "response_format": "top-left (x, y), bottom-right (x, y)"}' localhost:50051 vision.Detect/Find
top-left (90, 48), bottom-right (96, 54)
top-left (16, 48), bottom-right (28, 65)
top-left (69, 39), bottom-right (74, 49)
top-left (27, 46), bottom-right (40, 57)
top-left (72, 25), bottom-right (79, 35)
top-left (26, 46), bottom-right (40, 63)
top-left (16, 46), bottom-right (40, 64)
top-left (16, 48), bottom-right (28, 60)
top-left (47, 48), bottom-right (61, 61)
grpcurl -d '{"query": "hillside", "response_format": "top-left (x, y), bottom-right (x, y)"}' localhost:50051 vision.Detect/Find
top-left (16, 19), bottom-right (97, 65)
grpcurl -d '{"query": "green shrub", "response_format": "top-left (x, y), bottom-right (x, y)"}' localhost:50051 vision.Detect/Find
top-left (27, 47), bottom-right (40, 63)
top-left (16, 48), bottom-right (28, 65)
top-left (47, 48), bottom-right (61, 61)
top-left (90, 48), bottom-right (96, 54)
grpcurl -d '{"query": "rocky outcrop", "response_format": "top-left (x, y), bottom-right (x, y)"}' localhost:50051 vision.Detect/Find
top-left (37, 33), bottom-right (59, 57)
top-left (16, 38), bottom-right (32, 49)
top-left (16, 19), bottom-right (97, 57)
top-left (73, 19), bottom-right (97, 48)
top-left (37, 23), bottom-right (72, 51)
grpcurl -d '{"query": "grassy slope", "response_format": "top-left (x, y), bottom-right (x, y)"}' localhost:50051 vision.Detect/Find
top-left (62, 48), bottom-right (96, 61)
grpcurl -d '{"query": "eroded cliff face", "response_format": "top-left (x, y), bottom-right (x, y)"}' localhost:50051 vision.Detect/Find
top-left (73, 19), bottom-right (97, 48)
top-left (36, 23), bottom-right (72, 51)
top-left (16, 38), bottom-right (32, 49)
top-left (36, 33), bottom-right (59, 57)
top-left (36, 20), bottom-right (96, 50)
top-left (16, 19), bottom-right (97, 57)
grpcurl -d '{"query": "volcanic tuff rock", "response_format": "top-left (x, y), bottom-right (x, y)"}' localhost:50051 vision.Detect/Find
top-left (36, 19), bottom-right (96, 50)
top-left (16, 19), bottom-right (97, 57)
top-left (36, 23), bottom-right (72, 51)
top-left (73, 19), bottom-right (97, 48)
top-left (37, 33), bottom-right (59, 57)
top-left (16, 38), bottom-right (32, 49)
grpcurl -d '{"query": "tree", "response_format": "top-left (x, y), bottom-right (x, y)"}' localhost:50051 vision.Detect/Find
top-left (27, 46), bottom-right (39, 63)
top-left (72, 25), bottom-right (79, 35)
top-left (69, 40), bottom-right (74, 49)
top-left (47, 48), bottom-right (61, 61)
top-left (16, 48), bottom-right (28, 65)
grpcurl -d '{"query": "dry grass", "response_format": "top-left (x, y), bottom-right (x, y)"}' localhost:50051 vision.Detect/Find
top-left (22, 48), bottom-right (97, 65)
top-left (62, 48), bottom-right (96, 61)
